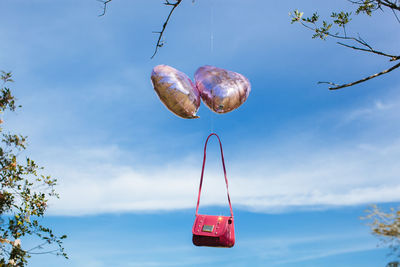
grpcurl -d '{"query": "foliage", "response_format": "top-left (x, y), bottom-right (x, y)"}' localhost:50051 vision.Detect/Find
top-left (0, 71), bottom-right (67, 266)
top-left (290, 0), bottom-right (400, 90)
top-left (364, 204), bottom-right (400, 266)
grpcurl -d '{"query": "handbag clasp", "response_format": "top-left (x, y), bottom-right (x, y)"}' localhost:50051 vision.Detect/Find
top-left (202, 225), bottom-right (214, 232)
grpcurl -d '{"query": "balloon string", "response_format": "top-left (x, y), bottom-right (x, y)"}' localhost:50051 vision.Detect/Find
top-left (210, 0), bottom-right (214, 55)
top-left (210, 0), bottom-right (214, 133)
top-left (211, 112), bottom-right (214, 133)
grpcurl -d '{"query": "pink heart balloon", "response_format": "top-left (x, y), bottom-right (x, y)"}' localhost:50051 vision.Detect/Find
top-left (151, 65), bottom-right (200, 119)
top-left (195, 65), bottom-right (251, 114)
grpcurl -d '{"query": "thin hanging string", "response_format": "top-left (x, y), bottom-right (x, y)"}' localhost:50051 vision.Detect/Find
top-left (210, 0), bottom-right (215, 133)
top-left (210, 0), bottom-right (214, 55)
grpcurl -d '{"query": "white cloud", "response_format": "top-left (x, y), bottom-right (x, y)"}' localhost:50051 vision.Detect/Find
top-left (238, 233), bottom-right (379, 265)
top-left (42, 88), bottom-right (400, 215)
top-left (343, 98), bottom-right (397, 123)
top-left (46, 131), bottom-right (400, 215)
top-left (274, 244), bottom-right (378, 265)
top-left (77, 232), bottom-right (378, 266)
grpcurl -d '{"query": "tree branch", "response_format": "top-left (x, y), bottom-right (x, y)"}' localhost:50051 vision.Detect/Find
top-left (298, 20), bottom-right (374, 50)
top-left (348, 0), bottom-right (400, 11)
top-left (26, 241), bottom-right (48, 253)
top-left (292, 8), bottom-right (400, 90)
top-left (28, 249), bottom-right (59, 255)
top-left (151, 0), bottom-right (183, 59)
top-left (337, 42), bottom-right (400, 61)
top-left (319, 61), bottom-right (400, 90)
top-left (391, 7), bottom-right (400, 23)
top-left (97, 0), bottom-right (184, 59)
top-left (380, 0), bottom-right (400, 11)
top-left (98, 0), bottom-right (113, 17)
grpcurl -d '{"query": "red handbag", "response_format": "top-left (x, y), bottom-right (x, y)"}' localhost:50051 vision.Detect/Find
top-left (192, 133), bottom-right (235, 248)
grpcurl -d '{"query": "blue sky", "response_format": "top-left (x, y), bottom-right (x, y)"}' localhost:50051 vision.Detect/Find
top-left (1, 0), bottom-right (400, 266)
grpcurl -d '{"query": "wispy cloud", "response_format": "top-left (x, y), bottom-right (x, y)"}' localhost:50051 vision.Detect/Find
top-left (77, 232), bottom-right (378, 267)
top-left (43, 89), bottom-right (400, 215)
top-left (341, 98), bottom-right (398, 124)
top-left (274, 244), bottom-right (378, 265)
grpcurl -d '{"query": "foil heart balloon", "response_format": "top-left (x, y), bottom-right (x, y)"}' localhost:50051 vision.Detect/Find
top-left (195, 65), bottom-right (251, 114)
top-left (151, 65), bottom-right (200, 119)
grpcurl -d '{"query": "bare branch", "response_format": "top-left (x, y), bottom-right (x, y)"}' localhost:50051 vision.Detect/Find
top-left (28, 249), bottom-right (60, 255)
top-left (97, 0), bottom-right (184, 58)
top-left (337, 42), bottom-right (400, 61)
top-left (380, 0), bottom-right (400, 11)
top-left (27, 241), bottom-right (48, 253)
top-left (391, 7), bottom-right (400, 23)
top-left (319, 61), bottom-right (400, 90)
top-left (98, 0), bottom-right (113, 17)
top-left (317, 81), bottom-right (341, 87)
top-left (151, 0), bottom-right (183, 59)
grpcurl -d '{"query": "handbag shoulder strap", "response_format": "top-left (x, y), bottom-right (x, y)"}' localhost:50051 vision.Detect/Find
top-left (195, 133), bottom-right (233, 217)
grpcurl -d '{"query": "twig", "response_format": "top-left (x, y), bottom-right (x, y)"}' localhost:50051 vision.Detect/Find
top-left (317, 81), bottom-right (340, 87)
top-left (151, 0), bottom-right (183, 59)
top-left (27, 241), bottom-right (48, 253)
top-left (97, 0), bottom-right (184, 59)
top-left (391, 7), bottom-right (400, 23)
top-left (348, 0), bottom-right (400, 11)
top-left (380, 0), bottom-right (400, 11)
top-left (337, 42), bottom-right (400, 61)
top-left (98, 0), bottom-right (113, 17)
top-left (319, 61), bottom-right (400, 90)
top-left (299, 21), bottom-right (373, 50)
top-left (28, 249), bottom-right (60, 255)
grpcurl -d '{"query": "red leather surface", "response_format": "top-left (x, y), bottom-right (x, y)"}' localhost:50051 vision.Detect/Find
top-left (192, 215), bottom-right (230, 237)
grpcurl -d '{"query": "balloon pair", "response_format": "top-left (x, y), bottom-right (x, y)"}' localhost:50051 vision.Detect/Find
top-left (151, 65), bottom-right (251, 119)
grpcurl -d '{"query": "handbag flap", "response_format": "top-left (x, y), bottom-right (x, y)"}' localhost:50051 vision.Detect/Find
top-left (192, 214), bottom-right (233, 237)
